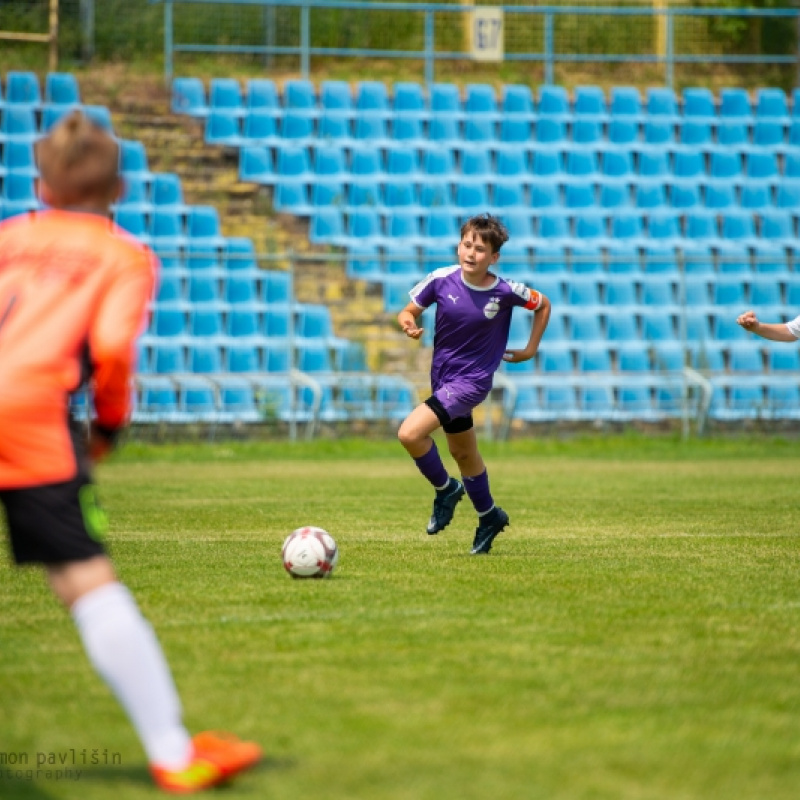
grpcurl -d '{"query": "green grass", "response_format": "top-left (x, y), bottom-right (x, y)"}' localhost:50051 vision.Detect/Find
top-left (2, 436), bottom-right (800, 799)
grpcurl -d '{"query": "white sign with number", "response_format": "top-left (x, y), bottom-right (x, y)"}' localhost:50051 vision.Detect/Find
top-left (470, 7), bottom-right (504, 63)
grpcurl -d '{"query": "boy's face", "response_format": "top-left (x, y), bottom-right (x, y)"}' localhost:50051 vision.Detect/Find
top-left (457, 229), bottom-right (499, 282)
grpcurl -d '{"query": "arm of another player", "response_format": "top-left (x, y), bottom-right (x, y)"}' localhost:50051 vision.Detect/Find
top-left (736, 310), bottom-right (799, 343)
top-left (398, 301), bottom-right (425, 340)
top-left (504, 293), bottom-right (551, 363)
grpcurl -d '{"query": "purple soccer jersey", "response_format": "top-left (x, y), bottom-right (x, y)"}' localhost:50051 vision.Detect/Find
top-left (410, 265), bottom-right (542, 404)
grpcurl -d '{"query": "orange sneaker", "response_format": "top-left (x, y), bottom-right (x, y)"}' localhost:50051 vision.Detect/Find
top-left (150, 731), bottom-right (262, 794)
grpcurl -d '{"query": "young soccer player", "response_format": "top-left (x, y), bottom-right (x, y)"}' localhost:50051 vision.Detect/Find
top-left (397, 213), bottom-right (551, 554)
top-left (737, 309), bottom-right (800, 342)
top-left (0, 110), bottom-right (261, 793)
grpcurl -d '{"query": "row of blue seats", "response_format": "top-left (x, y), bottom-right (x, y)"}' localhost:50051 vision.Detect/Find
top-left (271, 182), bottom-right (800, 220)
top-left (239, 143), bottom-right (800, 189)
top-left (207, 110), bottom-right (800, 153)
top-left (307, 207), bottom-right (800, 246)
top-left (172, 77), bottom-right (800, 124)
top-left (381, 273), bottom-right (800, 307)
top-left (154, 273), bottom-right (295, 305)
top-left (494, 342), bottom-right (800, 375)
top-left (510, 380), bottom-right (800, 423)
top-left (133, 373), bottom-right (415, 425)
top-left (0, 105), bottom-right (114, 141)
top-left (145, 301), bottom-right (340, 341)
top-left (0, 71), bottom-right (81, 108)
top-left (139, 337), bottom-right (365, 375)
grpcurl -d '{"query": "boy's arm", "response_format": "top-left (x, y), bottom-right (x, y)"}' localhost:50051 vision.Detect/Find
top-left (737, 310), bottom-right (799, 342)
top-left (504, 294), bottom-right (551, 363)
top-left (398, 302), bottom-right (425, 340)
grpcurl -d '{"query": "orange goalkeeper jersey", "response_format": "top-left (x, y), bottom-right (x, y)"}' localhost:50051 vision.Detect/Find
top-left (0, 210), bottom-right (157, 488)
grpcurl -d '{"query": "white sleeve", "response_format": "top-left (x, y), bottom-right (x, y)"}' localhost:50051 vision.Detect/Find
top-left (785, 315), bottom-right (800, 339)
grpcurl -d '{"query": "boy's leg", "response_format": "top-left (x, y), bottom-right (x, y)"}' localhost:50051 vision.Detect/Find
top-left (445, 429), bottom-right (509, 554)
top-left (398, 403), bottom-right (464, 534)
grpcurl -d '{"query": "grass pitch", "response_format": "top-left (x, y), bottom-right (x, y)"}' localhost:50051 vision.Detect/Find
top-left (2, 436), bottom-right (800, 799)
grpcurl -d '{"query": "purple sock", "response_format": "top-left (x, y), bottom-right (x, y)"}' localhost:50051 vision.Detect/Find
top-left (413, 442), bottom-right (450, 490)
top-left (463, 470), bottom-right (494, 515)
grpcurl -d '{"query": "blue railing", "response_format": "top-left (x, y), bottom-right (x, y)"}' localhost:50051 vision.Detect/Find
top-left (153, 1), bottom-right (800, 87)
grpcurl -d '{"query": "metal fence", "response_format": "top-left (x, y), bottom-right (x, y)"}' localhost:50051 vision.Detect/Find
top-left (1, 2), bottom-right (799, 89)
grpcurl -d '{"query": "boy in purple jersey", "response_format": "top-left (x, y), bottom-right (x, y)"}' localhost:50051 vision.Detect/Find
top-left (397, 214), bottom-right (551, 554)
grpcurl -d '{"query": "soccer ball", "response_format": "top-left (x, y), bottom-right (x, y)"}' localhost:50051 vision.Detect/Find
top-left (282, 526), bottom-right (339, 579)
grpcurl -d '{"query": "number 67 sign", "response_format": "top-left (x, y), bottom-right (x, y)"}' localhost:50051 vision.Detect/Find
top-left (469, 7), bottom-right (504, 63)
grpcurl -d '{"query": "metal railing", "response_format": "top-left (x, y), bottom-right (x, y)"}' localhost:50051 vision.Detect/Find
top-left (153, 0), bottom-right (800, 87)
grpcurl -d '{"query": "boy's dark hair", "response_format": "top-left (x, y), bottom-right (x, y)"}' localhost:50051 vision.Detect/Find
top-left (460, 213), bottom-right (510, 253)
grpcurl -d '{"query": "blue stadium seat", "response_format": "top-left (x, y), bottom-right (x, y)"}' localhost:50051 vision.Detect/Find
top-left (312, 144), bottom-right (348, 186)
top-left (172, 77), bottom-right (208, 117)
top-left (564, 149), bottom-right (599, 184)
top-left (155, 273), bottom-right (184, 303)
top-left (599, 183), bottom-right (631, 210)
top-left (385, 210), bottom-right (422, 242)
top-left (392, 82), bottom-right (428, 119)
top-left (643, 244), bottom-right (678, 275)
top-left (564, 183), bottom-right (596, 210)
top-left (534, 117), bottom-right (568, 148)
top-left (209, 78), bottom-right (244, 116)
top-left (531, 149), bottom-right (563, 179)
top-left (283, 79), bottom-right (318, 117)
top-left (540, 348), bottom-right (573, 373)
top-left (610, 211), bottom-right (644, 242)
top-left (5, 71), bottom-right (41, 108)
top-left (239, 146), bottom-right (276, 185)
top-left (635, 183), bottom-right (668, 210)
top-left (149, 341), bottom-right (185, 374)
top-left (226, 306), bottom-right (261, 338)
top-left (186, 205), bottom-right (225, 247)
top-left (640, 311), bottom-right (675, 341)
top-left (418, 181), bottom-right (453, 211)
top-left (704, 183), bottom-right (737, 210)
top-left (647, 87), bottom-right (680, 121)
top-left (716, 121), bottom-right (749, 150)
top-left (430, 82), bottom-right (464, 120)
top-left (1, 107), bottom-right (38, 143)
top-left (349, 145), bottom-right (384, 185)
top-left (114, 209), bottom-right (150, 242)
top-left (391, 116), bottom-right (426, 148)
top-left (756, 87), bottom-right (790, 122)
top-left (463, 116), bottom-right (498, 147)
top-left (600, 150), bottom-right (635, 185)
top-left (225, 275), bottom-right (259, 305)
top-left (606, 119), bottom-right (639, 149)
top-left (676, 121), bottom-right (713, 152)
top-left (382, 180), bottom-right (418, 212)
top-left (580, 385), bottom-right (615, 417)
top-left (746, 152), bottom-right (779, 184)
top-left (573, 85), bottom-right (607, 121)
top-left (532, 243), bottom-right (567, 272)
top-left (204, 110), bottom-right (243, 147)
top-left (641, 119), bottom-right (676, 150)
top-left (768, 347), bottom-right (800, 372)
top-left (759, 210), bottom-right (795, 244)
top-left (775, 181), bottom-right (800, 210)
top-left (636, 151), bottom-right (671, 186)
top-left (188, 307), bottom-right (225, 338)
top-left (422, 209), bottom-right (460, 242)
top-left (273, 181), bottom-right (312, 215)
top-left (617, 343), bottom-right (650, 372)
top-left (751, 121), bottom-right (785, 151)
top-left (740, 183), bottom-right (772, 211)
top-left (226, 342), bottom-right (261, 373)
top-left (309, 207), bottom-right (345, 246)
top-left (242, 111), bottom-right (281, 146)
top-left (320, 80), bottom-right (354, 119)
top-left (672, 151), bottom-right (706, 186)
top-left (150, 173), bottom-right (186, 215)
top-left (606, 243), bottom-right (641, 274)
top-left (719, 88), bottom-right (753, 123)
top-left (538, 86), bottom-right (571, 120)
top-left (682, 87), bottom-right (717, 122)
top-left (609, 86), bottom-right (644, 121)
top-left (45, 72), bottom-right (80, 107)
top-left (119, 140), bottom-right (154, 183)
top-left (246, 79), bottom-right (281, 118)
top-left (136, 377), bottom-right (180, 420)
top-left (571, 120), bottom-right (603, 147)
top-left (502, 85), bottom-right (536, 120)
top-left (465, 83), bottom-right (500, 120)
top-left (2, 140), bottom-right (38, 177)
top-left (641, 276), bottom-right (676, 307)
top-left (569, 313), bottom-right (604, 342)
top-left (497, 116), bottom-right (533, 150)
top-left (1, 173), bottom-right (39, 217)
top-left (355, 81), bottom-right (391, 118)
top-left (152, 303), bottom-right (189, 338)
top-left (605, 315), bottom-right (639, 342)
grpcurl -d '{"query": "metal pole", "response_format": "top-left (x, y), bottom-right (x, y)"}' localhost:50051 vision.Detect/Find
top-left (300, 3), bottom-right (310, 79)
top-left (288, 251), bottom-right (297, 442)
top-left (425, 10), bottom-right (434, 86)
top-left (666, 8), bottom-right (674, 89)
top-left (48, 0), bottom-right (59, 73)
top-left (165, 0), bottom-right (174, 84)
top-left (677, 248), bottom-right (689, 440)
top-left (544, 12), bottom-right (554, 85)
top-left (80, 0), bottom-right (94, 62)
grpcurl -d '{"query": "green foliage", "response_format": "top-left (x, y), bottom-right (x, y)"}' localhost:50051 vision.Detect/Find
top-left (3, 441), bottom-right (800, 798)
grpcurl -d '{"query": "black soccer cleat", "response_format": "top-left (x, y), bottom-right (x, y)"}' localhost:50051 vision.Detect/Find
top-left (426, 478), bottom-right (465, 535)
top-left (470, 507), bottom-right (510, 554)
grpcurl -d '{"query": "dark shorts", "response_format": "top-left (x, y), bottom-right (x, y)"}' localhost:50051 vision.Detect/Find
top-left (425, 396), bottom-right (474, 434)
top-left (1, 422), bottom-right (108, 566)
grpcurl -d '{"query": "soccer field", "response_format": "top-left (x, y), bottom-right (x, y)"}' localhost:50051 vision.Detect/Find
top-left (2, 437), bottom-right (800, 800)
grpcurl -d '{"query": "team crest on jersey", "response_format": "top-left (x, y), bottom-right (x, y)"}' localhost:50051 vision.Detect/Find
top-left (484, 296), bottom-right (501, 319)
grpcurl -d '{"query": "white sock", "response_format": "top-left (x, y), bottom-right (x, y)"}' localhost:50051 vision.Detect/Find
top-left (71, 582), bottom-right (193, 770)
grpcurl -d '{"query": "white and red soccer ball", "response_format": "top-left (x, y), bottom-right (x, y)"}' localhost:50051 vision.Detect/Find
top-left (282, 526), bottom-right (339, 579)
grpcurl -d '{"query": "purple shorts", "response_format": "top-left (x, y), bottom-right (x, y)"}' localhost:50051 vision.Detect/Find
top-left (431, 379), bottom-right (491, 421)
